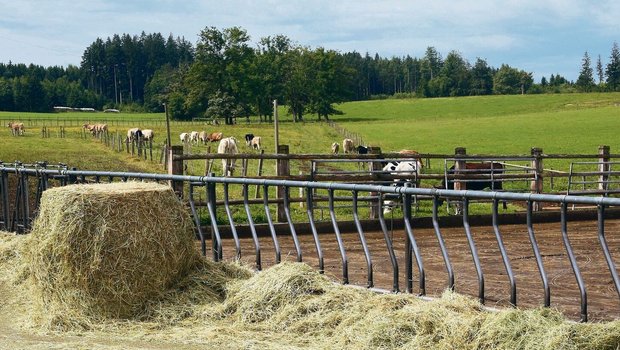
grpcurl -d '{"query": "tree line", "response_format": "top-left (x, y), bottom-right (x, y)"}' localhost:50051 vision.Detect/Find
top-left (1, 26), bottom-right (619, 121)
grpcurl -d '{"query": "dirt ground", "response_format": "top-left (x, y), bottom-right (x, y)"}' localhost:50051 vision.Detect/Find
top-left (221, 218), bottom-right (620, 322)
top-left (1, 218), bottom-right (619, 348)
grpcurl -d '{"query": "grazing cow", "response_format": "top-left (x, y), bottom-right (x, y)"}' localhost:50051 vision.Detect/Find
top-left (250, 136), bottom-right (262, 150)
top-left (142, 129), bottom-right (154, 141)
top-left (189, 131), bottom-right (199, 145)
top-left (8, 122), bottom-right (24, 136)
top-left (94, 123), bottom-right (108, 136)
top-left (179, 132), bottom-right (190, 144)
top-left (438, 162), bottom-right (507, 211)
top-left (331, 142), bottom-right (340, 154)
top-left (217, 137), bottom-right (239, 176)
top-left (382, 159), bottom-right (423, 215)
top-left (342, 138), bottom-right (355, 154)
top-left (127, 128), bottom-right (142, 142)
top-left (199, 131), bottom-right (208, 144)
top-left (207, 132), bottom-right (223, 143)
top-left (83, 123), bottom-right (96, 135)
top-left (244, 133), bottom-right (255, 146)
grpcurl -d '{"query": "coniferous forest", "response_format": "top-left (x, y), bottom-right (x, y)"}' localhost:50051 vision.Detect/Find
top-left (1, 26), bottom-right (619, 122)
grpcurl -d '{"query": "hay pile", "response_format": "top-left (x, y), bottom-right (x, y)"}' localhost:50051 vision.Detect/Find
top-left (2, 184), bottom-right (620, 350)
top-left (26, 182), bottom-right (200, 327)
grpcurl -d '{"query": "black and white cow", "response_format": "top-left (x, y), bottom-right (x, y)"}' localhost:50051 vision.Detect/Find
top-left (244, 133), bottom-right (255, 146)
top-left (382, 159), bottom-right (423, 215)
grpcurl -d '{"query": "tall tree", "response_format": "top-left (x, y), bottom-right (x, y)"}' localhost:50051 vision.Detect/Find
top-left (470, 58), bottom-right (494, 95)
top-left (606, 42), bottom-right (620, 91)
top-left (596, 54), bottom-right (605, 85)
top-left (576, 51), bottom-right (595, 92)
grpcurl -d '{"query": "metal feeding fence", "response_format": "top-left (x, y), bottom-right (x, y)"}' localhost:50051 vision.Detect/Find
top-left (1, 163), bottom-right (620, 322)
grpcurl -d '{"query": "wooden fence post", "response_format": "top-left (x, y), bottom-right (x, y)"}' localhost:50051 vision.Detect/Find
top-left (598, 145), bottom-right (610, 191)
top-left (168, 145), bottom-right (184, 198)
top-left (276, 145), bottom-right (289, 222)
top-left (530, 147), bottom-right (544, 211)
top-left (454, 147), bottom-right (467, 191)
top-left (369, 146), bottom-right (383, 219)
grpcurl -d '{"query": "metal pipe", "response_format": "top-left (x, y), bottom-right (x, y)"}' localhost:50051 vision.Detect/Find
top-left (560, 202), bottom-right (588, 322)
top-left (492, 198), bottom-right (516, 306)
top-left (463, 197), bottom-right (485, 304)
top-left (306, 188), bottom-right (324, 273)
top-left (404, 192), bottom-right (425, 295)
top-left (526, 200), bottom-right (550, 307)
top-left (243, 184), bottom-right (261, 270)
top-left (205, 182), bottom-right (222, 260)
top-left (432, 196), bottom-right (454, 290)
top-left (189, 184), bottom-right (211, 258)
top-left (378, 193), bottom-right (400, 292)
top-left (223, 183), bottom-right (241, 260)
top-left (352, 190), bottom-right (374, 288)
top-left (282, 186), bottom-right (302, 262)
top-left (328, 188), bottom-right (348, 284)
top-left (263, 184), bottom-right (281, 264)
top-left (597, 204), bottom-right (620, 308)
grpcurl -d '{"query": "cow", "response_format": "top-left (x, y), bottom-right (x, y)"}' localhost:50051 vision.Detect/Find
top-left (217, 137), bottom-right (238, 176)
top-left (142, 129), bottom-right (154, 141)
top-left (382, 159), bottom-right (423, 215)
top-left (179, 132), bottom-right (190, 144)
top-left (8, 122), bottom-right (24, 136)
top-left (189, 131), bottom-right (199, 145)
top-left (199, 131), bottom-right (209, 144)
top-left (244, 133), bottom-right (255, 146)
top-left (356, 145), bottom-right (369, 154)
top-left (207, 132), bottom-right (223, 143)
top-left (127, 128), bottom-right (141, 142)
top-left (250, 136), bottom-right (262, 150)
top-left (94, 123), bottom-right (108, 136)
top-left (331, 142), bottom-right (340, 154)
top-left (83, 123), bottom-right (96, 135)
top-left (437, 162), bottom-right (507, 212)
top-left (342, 138), bottom-right (355, 154)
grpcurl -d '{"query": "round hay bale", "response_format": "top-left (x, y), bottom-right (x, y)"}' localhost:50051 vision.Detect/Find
top-left (27, 182), bottom-right (198, 323)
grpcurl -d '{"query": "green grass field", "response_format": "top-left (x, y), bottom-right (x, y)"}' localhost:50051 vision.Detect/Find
top-left (335, 93), bottom-right (620, 155)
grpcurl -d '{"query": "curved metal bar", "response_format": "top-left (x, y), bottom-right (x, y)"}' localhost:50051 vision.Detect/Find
top-left (463, 197), bottom-right (485, 304)
top-left (597, 204), bottom-right (620, 308)
top-left (403, 192), bottom-right (425, 295)
top-left (0, 171), bottom-right (9, 231)
top-left (282, 186), bottom-right (302, 262)
top-left (377, 193), bottom-right (400, 292)
top-left (433, 196), bottom-right (454, 290)
top-left (560, 202), bottom-right (587, 322)
top-left (263, 184), bottom-right (281, 264)
top-left (306, 188), bottom-right (324, 273)
top-left (243, 183), bottom-right (261, 270)
top-left (492, 198), bottom-right (516, 306)
top-left (328, 188), bottom-right (349, 284)
top-left (526, 200), bottom-right (550, 307)
top-left (352, 190), bottom-right (374, 288)
top-left (203, 182), bottom-right (222, 260)
top-left (223, 183), bottom-right (241, 260)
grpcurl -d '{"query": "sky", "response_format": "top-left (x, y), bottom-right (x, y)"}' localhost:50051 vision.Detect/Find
top-left (1, 0), bottom-right (618, 82)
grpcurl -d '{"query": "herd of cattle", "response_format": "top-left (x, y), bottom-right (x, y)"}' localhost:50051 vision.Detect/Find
top-left (6, 121), bottom-right (506, 212)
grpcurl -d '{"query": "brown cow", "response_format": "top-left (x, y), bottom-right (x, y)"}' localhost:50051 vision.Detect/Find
top-left (207, 132), bottom-right (223, 142)
top-left (8, 122), bottom-right (24, 136)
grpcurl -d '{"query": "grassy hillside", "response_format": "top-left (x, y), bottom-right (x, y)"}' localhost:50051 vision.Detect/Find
top-left (334, 93), bottom-right (620, 155)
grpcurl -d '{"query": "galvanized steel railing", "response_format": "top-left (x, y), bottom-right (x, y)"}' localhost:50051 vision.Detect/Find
top-left (1, 164), bottom-right (620, 322)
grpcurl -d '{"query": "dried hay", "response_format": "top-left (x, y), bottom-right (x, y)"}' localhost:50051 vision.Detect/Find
top-left (1, 229), bottom-right (619, 348)
top-left (25, 182), bottom-right (199, 328)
